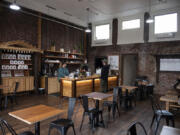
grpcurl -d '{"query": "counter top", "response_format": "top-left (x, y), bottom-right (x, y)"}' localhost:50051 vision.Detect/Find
top-left (61, 75), bottom-right (118, 81)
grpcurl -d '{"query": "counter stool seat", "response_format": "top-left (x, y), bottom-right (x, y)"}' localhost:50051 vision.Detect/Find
top-left (38, 88), bottom-right (45, 95)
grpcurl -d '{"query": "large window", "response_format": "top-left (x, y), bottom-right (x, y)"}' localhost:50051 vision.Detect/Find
top-left (155, 13), bottom-right (178, 34)
top-left (122, 19), bottom-right (140, 30)
top-left (94, 24), bottom-right (110, 40)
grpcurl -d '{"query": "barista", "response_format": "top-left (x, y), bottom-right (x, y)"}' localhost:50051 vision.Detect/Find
top-left (58, 62), bottom-right (69, 81)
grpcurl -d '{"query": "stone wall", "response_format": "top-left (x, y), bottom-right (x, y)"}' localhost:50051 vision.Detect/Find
top-left (88, 41), bottom-right (180, 94)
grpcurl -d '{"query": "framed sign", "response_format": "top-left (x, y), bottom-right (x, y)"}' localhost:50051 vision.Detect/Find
top-left (160, 58), bottom-right (180, 71)
top-left (108, 55), bottom-right (119, 70)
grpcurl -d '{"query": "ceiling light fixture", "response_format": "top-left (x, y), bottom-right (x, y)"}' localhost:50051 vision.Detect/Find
top-left (85, 8), bottom-right (91, 33)
top-left (146, 0), bottom-right (154, 24)
top-left (10, 0), bottom-right (21, 10)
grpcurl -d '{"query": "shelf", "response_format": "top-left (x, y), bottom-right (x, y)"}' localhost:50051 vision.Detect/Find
top-left (44, 50), bottom-right (84, 56)
top-left (2, 68), bottom-right (32, 71)
top-left (1, 59), bottom-right (32, 61)
top-left (2, 64), bottom-right (32, 65)
top-left (44, 62), bottom-right (82, 65)
top-left (67, 63), bottom-right (82, 65)
top-left (43, 55), bottom-right (84, 61)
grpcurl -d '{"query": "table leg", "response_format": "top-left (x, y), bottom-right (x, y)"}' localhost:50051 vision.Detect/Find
top-left (166, 102), bottom-right (170, 111)
top-left (35, 122), bottom-right (40, 135)
top-left (95, 100), bottom-right (99, 124)
top-left (95, 100), bottom-right (105, 128)
top-left (4, 95), bottom-right (8, 109)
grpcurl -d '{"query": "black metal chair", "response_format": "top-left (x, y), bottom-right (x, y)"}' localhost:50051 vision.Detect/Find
top-left (0, 118), bottom-right (34, 135)
top-left (103, 87), bottom-right (120, 119)
top-left (137, 85), bottom-right (145, 100)
top-left (4, 82), bottom-right (19, 108)
top-left (119, 88), bottom-right (136, 109)
top-left (146, 85), bottom-right (154, 96)
top-left (0, 89), bottom-right (3, 111)
top-left (80, 96), bottom-right (102, 131)
top-left (127, 121), bottom-right (148, 135)
top-left (48, 98), bottom-right (76, 135)
top-left (150, 95), bottom-right (175, 135)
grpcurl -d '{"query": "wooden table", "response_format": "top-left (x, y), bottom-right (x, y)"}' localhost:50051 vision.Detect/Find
top-left (160, 95), bottom-right (180, 111)
top-left (160, 126), bottom-right (180, 135)
top-left (119, 85), bottom-right (137, 93)
top-left (84, 92), bottom-right (113, 128)
top-left (9, 104), bottom-right (63, 135)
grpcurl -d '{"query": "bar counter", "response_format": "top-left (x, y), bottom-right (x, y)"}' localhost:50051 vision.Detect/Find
top-left (60, 75), bottom-right (119, 97)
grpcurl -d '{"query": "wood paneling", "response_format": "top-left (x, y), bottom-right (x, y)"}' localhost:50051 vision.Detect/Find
top-left (76, 80), bottom-right (93, 97)
top-left (94, 78), bottom-right (101, 92)
top-left (61, 76), bottom-right (118, 97)
top-left (108, 76), bottom-right (118, 90)
top-left (48, 77), bottom-right (60, 94)
top-left (1, 76), bottom-right (34, 94)
top-left (40, 77), bottom-right (60, 94)
top-left (0, 7), bottom-right (38, 46)
top-left (62, 80), bottom-right (72, 97)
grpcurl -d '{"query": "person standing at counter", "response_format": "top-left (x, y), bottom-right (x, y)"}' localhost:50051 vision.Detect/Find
top-left (100, 59), bottom-right (110, 93)
top-left (58, 62), bottom-right (69, 81)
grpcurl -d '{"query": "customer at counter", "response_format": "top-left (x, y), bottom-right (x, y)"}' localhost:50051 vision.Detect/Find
top-left (100, 59), bottom-right (110, 93)
top-left (58, 62), bottom-right (69, 81)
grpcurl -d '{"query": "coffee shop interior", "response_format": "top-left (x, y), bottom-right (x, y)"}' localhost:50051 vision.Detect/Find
top-left (1, 0), bottom-right (180, 135)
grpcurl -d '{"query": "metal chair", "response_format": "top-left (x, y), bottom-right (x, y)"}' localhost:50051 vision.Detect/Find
top-left (119, 88), bottom-right (136, 109)
top-left (127, 121), bottom-right (147, 135)
top-left (103, 87), bottom-right (120, 119)
top-left (80, 96), bottom-right (101, 131)
top-left (0, 118), bottom-right (34, 135)
top-left (150, 95), bottom-right (175, 135)
top-left (48, 98), bottom-right (76, 135)
top-left (4, 82), bottom-right (19, 108)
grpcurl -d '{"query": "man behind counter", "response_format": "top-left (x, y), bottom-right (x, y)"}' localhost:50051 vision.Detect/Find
top-left (58, 62), bottom-right (69, 81)
top-left (100, 59), bottom-right (110, 93)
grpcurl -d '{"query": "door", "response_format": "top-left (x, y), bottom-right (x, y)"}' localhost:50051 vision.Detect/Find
top-left (122, 54), bottom-right (138, 85)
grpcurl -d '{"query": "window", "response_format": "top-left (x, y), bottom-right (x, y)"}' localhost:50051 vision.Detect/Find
top-left (155, 13), bottom-right (177, 34)
top-left (94, 24), bottom-right (110, 40)
top-left (160, 58), bottom-right (180, 71)
top-left (122, 19), bottom-right (140, 30)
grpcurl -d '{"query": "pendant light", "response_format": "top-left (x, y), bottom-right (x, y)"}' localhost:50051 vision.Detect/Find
top-left (146, 0), bottom-right (154, 24)
top-left (85, 8), bottom-right (91, 33)
top-left (10, 0), bottom-right (21, 10)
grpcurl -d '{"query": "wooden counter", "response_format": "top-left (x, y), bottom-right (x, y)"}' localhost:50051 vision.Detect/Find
top-left (1, 76), bottom-right (34, 94)
top-left (40, 77), bottom-right (60, 94)
top-left (61, 75), bottom-right (119, 97)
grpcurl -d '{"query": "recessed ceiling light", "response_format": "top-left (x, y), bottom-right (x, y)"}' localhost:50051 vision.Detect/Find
top-left (10, 0), bottom-right (21, 11)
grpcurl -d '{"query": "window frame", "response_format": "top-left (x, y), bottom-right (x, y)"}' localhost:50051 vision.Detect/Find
top-left (92, 20), bottom-right (112, 46)
top-left (94, 23), bottom-right (110, 41)
top-left (154, 12), bottom-right (178, 35)
top-left (121, 19), bottom-right (141, 30)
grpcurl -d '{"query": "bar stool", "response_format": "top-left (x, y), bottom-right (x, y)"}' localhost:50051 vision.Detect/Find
top-left (38, 88), bottom-right (45, 95)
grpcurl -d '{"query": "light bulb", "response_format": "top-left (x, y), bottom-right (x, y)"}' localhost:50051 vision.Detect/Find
top-left (10, 3), bottom-right (21, 10)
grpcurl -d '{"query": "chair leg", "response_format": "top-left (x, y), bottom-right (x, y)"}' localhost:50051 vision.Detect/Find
top-left (112, 105), bottom-right (117, 119)
top-left (48, 125), bottom-right (53, 135)
top-left (4, 96), bottom-right (8, 109)
top-left (171, 117), bottom-right (175, 127)
top-left (116, 104), bottom-right (120, 117)
top-left (80, 112), bottom-right (85, 131)
top-left (150, 114), bottom-right (155, 128)
top-left (108, 106), bottom-right (111, 119)
top-left (166, 118), bottom-right (169, 126)
top-left (72, 125), bottom-right (76, 135)
top-left (155, 116), bottom-right (161, 135)
top-left (0, 123), bottom-right (6, 135)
